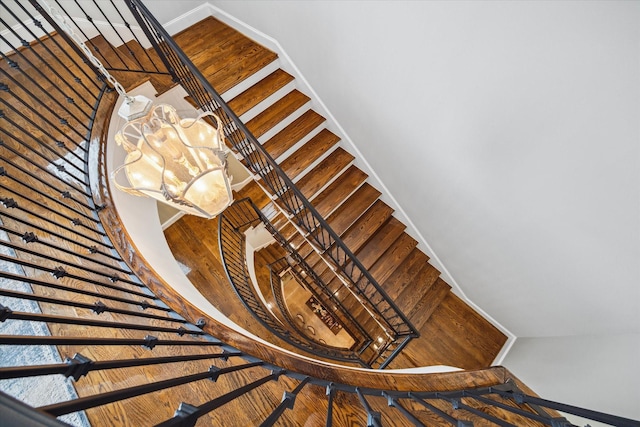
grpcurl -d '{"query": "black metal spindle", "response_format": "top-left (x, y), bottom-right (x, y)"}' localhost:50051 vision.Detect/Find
top-left (0, 106), bottom-right (89, 178)
top-left (0, 288), bottom-right (184, 323)
top-left (0, 239), bottom-right (145, 287)
top-left (68, 0), bottom-right (126, 68)
top-left (0, 138), bottom-right (91, 198)
top-left (91, 0), bottom-right (145, 70)
top-left (0, 158), bottom-right (94, 213)
top-left (1, 309), bottom-right (201, 335)
top-left (258, 377), bottom-right (310, 427)
top-left (356, 388), bottom-right (382, 427)
top-left (384, 394), bottom-right (427, 427)
top-left (0, 253), bottom-right (151, 297)
top-left (411, 396), bottom-right (470, 426)
top-left (0, 270), bottom-right (162, 311)
top-left (38, 363), bottom-right (235, 417)
top-left (13, 0), bottom-right (103, 92)
top-left (0, 186), bottom-right (101, 237)
top-left (0, 210), bottom-right (120, 258)
top-left (0, 97), bottom-right (89, 157)
top-left (464, 391), bottom-right (556, 425)
top-left (154, 365), bottom-right (277, 427)
top-left (0, 351), bottom-right (242, 381)
top-left (492, 390), bottom-right (640, 427)
top-left (0, 224), bottom-right (130, 273)
top-left (0, 2), bottom-right (99, 97)
top-left (0, 335), bottom-right (221, 348)
top-left (108, 0), bottom-right (162, 73)
top-left (0, 202), bottom-right (111, 249)
top-left (0, 35), bottom-right (95, 116)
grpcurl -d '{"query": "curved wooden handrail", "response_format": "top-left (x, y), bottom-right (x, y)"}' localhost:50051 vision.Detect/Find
top-left (90, 91), bottom-right (510, 393)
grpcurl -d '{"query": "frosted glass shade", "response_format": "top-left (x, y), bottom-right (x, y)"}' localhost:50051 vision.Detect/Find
top-left (111, 104), bottom-right (233, 219)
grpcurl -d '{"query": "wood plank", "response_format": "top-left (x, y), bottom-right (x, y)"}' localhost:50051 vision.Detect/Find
top-left (310, 165), bottom-right (368, 217)
top-left (278, 129), bottom-right (340, 180)
top-left (354, 217), bottom-right (407, 270)
top-left (207, 47), bottom-right (279, 95)
top-left (262, 110), bottom-right (326, 160)
top-left (340, 200), bottom-right (395, 253)
top-left (245, 89), bottom-right (310, 139)
top-left (319, 183), bottom-right (381, 237)
top-left (293, 147), bottom-right (355, 199)
top-left (382, 247), bottom-right (432, 300)
top-left (228, 69), bottom-right (294, 117)
top-left (406, 277), bottom-right (451, 329)
top-left (394, 263), bottom-right (442, 314)
top-left (367, 232), bottom-right (417, 284)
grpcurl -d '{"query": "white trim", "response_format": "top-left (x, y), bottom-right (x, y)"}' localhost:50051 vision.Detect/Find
top-left (160, 3), bottom-right (214, 37)
top-left (200, 2), bottom-right (517, 361)
top-left (160, 210), bottom-right (185, 231)
top-left (1, 15), bottom-right (54, 54)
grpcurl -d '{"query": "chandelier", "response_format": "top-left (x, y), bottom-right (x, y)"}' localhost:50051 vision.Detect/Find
top-left (111, 105), bottom-right (233, 218)
top-left (43, 1), bottom-right (233, 218)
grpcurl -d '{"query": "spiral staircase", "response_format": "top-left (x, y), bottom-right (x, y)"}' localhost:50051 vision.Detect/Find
top-left (0, 1), bottom-right (637, 426)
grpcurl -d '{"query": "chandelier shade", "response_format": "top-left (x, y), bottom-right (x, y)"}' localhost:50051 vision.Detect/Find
top-left (111, 104), bottom-right (233, 219)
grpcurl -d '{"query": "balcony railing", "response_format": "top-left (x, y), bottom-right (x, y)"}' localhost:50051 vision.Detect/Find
top-left (219, 198), bottom-right (369, 367)
top-left (0, 1), bottom-right (637, 426)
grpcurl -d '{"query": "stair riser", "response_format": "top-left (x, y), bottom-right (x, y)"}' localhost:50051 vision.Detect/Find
top-left (219, 57), bottom-right (281, 101)
top-left (256, 101), bottom-right (312, 144)
top-left (236, 80), bottom-right (297, 123)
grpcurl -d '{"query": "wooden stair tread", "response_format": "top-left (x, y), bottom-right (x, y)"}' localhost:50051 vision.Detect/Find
top-left (294, 147), bottom-right (355, 199)
top-left (394, 266), bottom-right (445, 316)
top-left (262, 110), bottom-right (326, 160)
top-left (228, 69), bottom-right (294, 117)
top-left (118, 40), bottom-right (175, 94)
top-left (284, 180), bottom-right (377, 248)
top-left (187, 29), bottom-right (248, 70)
top-left (405, 278), bottom-right (451, 330)
top-left (279, 129), bottom-right (340, 180)
top-left (353, 217), bottom-right (407, 271)
top-left (404, 293), bottom-right (507, 369)
top-left (321, 183), bottom-right (381, 237)
top-left (206, 47), bottom-right (279, 96)
top-left (382, 248), bottom-right (432, 300)
top-left (232, 180), bottom-right (271, 211)
top-left (89, 36), bottom-right (150, 91)
top-left (310, 165), bottom-right (368, 218)
top-left (367, 233), bottom-right (418, 284)
top-left (173, 17), bottom-right (234, 56)
top-left (340, 200), bottom-right (395, 254)
top-left (246, 89), bottom-right (310, 139)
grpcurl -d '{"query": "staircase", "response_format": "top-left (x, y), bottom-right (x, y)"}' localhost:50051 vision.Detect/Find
top-left (164, 16), bottom-right (507, 370)
top-left (2, 2), bottom-right (636, 426)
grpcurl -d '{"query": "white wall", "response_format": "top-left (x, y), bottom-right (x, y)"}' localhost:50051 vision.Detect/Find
top-left (504, 334), bottom-right (640, 423)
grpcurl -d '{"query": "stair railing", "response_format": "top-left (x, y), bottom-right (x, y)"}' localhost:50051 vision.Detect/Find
top-left (219, 199), bottom-right (370, 367)
top-left (269, 256), bottom-right (371, 353)
top-left (222, 197), bottom-right (420, 368)
top-left (28, 0), bottom-right (171, 77)
top-left (125, 0), bottom-right (420, 345)
top-left (1, 2), bottom-right (638, 426)
top-left (267, 256), bottom-right (364, 352)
